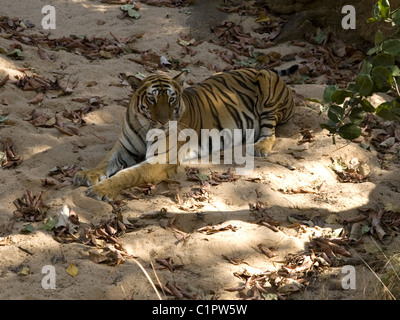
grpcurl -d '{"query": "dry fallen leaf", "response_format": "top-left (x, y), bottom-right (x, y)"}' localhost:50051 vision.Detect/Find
top-left (13, 190), bottom-right (48, 223)
top-left (312, 237), bottom-right (351, 258)
top-left (164, 281), bottom-right (197, 300)
top-left (55, 204), bottom-right (80, 233)
top-left (27, 92), bottom-right (45, 104)
top-left (66, 263), bottom-right (79, 277)
top-left (1, 137), bottom-right (22, 168)
top-left (155, 257), bottom-right (183, 272)
top-left (88, 245), bottom-right (130, 266)
top-left (222, 254), bottom-right (249, 266)
top-left (197, 224), bottom-right (239, 235)
top-left (18, 267), bottom-right (30, 276)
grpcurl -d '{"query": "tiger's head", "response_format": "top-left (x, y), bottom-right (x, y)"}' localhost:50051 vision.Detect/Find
top-left (128, 71), bottom-right (187, 129)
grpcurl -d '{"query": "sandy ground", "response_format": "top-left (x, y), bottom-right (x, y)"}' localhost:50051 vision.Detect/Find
top-left (1, 1), bottom-right (400, 300)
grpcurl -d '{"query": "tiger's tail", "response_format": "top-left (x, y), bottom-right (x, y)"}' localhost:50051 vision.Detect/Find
top-left (272, 64), bottom-right (299, 76)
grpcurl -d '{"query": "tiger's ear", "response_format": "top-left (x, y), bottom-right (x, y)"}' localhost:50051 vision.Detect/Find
top-left (173, 70), bottom-right (188, 86)
top-left (127, 75), bottom-right (144, 90)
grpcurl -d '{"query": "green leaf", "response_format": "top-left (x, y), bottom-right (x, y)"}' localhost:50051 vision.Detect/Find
top-left (360, 60), bottom-right (373, 75)
top-left (380, 0), bottom-right (390, 8)
top-left (382, 39), bottom-right (400, 55)
top-left (376, 102), bottom-right (398, 120)
top-left (254, 12), bottom-right (270, 23)
top-left (127, 8), bottom-right (140, 18)
top-left (391, 108), bottom-right (400, 116)
top-left (328, 105), bottom-right (345, 123)
top-left (375, 29), bottom-right (384, 46)
top-left (349, 107), bottom-right (367, 125)
top-left (99, 50), bottom-right (112, 59)
top-left (320, 123), bottom-right (337, 134)
top-left (355, 74), bottom-right (374, 96)
top-left (71, 35), bottom-right (85, 40)
top-left (338, 123), bottom-right (362, 140)
top-left (314, 31), bottom-right (327, 45)
top-left (121, 4), bottom-right (134, 10)
top-left (372, 52), bottom-right (394, 67)
top-left (196, 173), bottom-right (209, 182)
top-left (347, 83), bottom-right (358, 92)
top-left (359, 142), bottom-right (372, 150)
top-left (367, 46), bottom-right (381, 55)
top-left (287, 216), bottom-right (298, 223)
top-left (371, 66), bottom-right (394, 88)
top-left (22, 224), bottom-right (34, 234)
top-left (372, 3), bottom-right (380, 20)
top-left (235, 58), bottom-right (257, 67)
top-left (42, 217), bottom-right (58, 231)
top-left (377, 0), bottom-right (391, 19)
top-left (361, 225), bottom-right (371, 234)
top-left (392, 9), bottom-right (400, 25)
top-left (6, 48), bottom-right (24, 59)
top-left (121, 3), bottom-right (140, 18)
top-left (392, 99), bottom-right (400, 109)
top-left (331, 89), bottom-right (353, 104)
top-left (262, 293), bottom-right (278, 300)
top-left (360, 99), bottom-right (376, 112)
top-left (323, 85), bottom-right (338, 103)
top-left (389, 65), bottom-right (400, 76)
top-left (367, 17), bottom-right (380, 23)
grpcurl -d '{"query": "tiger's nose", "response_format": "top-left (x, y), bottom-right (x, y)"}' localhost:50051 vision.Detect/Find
top-left (158, 119), bottom-right (169, 125)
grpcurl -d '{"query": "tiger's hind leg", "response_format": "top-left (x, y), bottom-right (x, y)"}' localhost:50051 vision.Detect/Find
top-left (253, 116), bottom-right (277, 157)
top-left (253, 134), bottom-right (276, 157)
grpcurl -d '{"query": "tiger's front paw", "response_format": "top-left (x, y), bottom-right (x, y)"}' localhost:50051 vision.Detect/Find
top-left (74, 169), bottom-right (107, 187)
top-left (86, 180), bottom-right (119, 202)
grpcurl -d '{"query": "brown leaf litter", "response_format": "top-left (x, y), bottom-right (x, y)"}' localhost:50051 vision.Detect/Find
top-left (227, 240), bottom-right (344, 300)
top-left (52, 205), bottom-right (138, 266)
top-left (1, 137), bottom-right (22, 168)
top-left (11, 191), bottom-right (49, 230)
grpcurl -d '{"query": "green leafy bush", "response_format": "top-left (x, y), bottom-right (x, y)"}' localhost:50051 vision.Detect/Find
top-left (319, 0), bottom-right (400, 142)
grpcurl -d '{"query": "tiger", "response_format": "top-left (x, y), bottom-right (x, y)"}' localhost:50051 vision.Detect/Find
top-left (74, 67), bottom-right (296, 201)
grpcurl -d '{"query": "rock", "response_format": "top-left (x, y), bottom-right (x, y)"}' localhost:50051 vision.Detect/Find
top-left (187, 0), bottom-right (228, 41)
top-left (268, 0), bottom-right (400, 47)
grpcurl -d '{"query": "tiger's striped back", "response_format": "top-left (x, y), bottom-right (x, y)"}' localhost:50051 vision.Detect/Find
top-left (180, 68), bottom-right (295, 146)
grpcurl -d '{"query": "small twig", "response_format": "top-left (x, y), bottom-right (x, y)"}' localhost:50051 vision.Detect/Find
top-left (393, 80), bottom-right (400, 99)
top-left (17, 246), bottom-right (33, 255)
top-left (150, 259), bottom-right (167, 297)
top-left (131, 257), bottom-right (162, 300)
top-left (331, 141), bottom-right (351, 154)
top-left (0, 74), bottom-right (9, 87)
